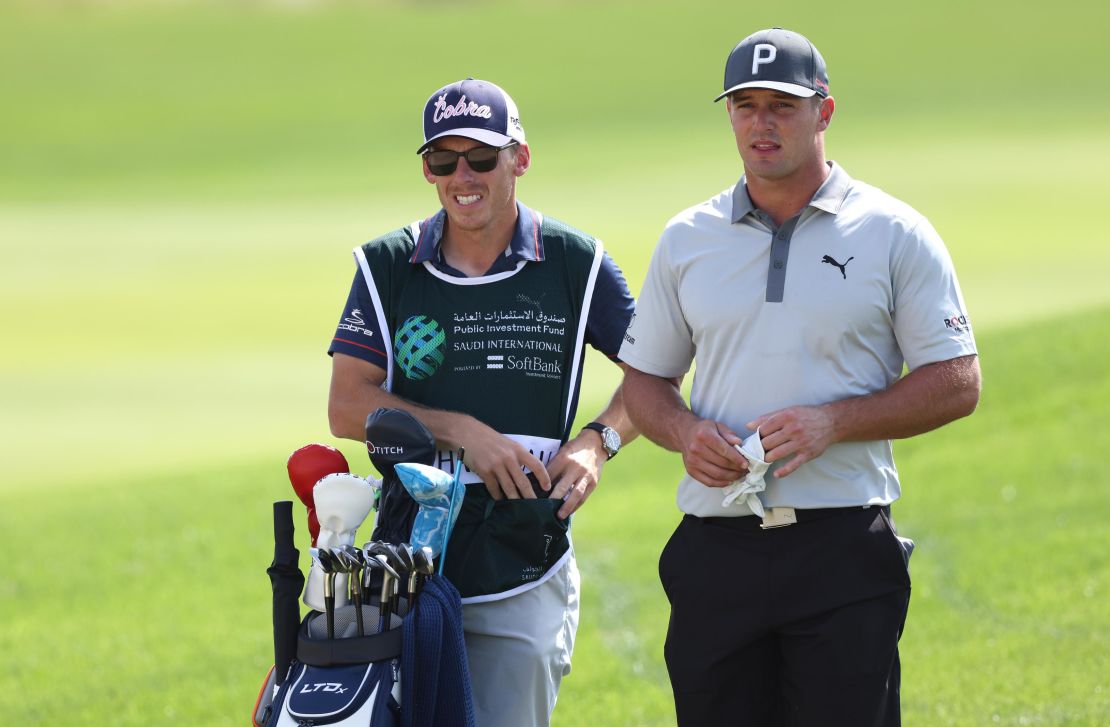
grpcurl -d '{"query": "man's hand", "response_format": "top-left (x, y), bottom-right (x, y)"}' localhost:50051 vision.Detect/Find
top-left (548, 432), bottom-right (607, 519)
top-left (458, 419), bottom-right (552, 501)
top-left (680, 419), bottom-right (749, 487)
top-left (622, 368), bottom-right (746, 487)
top-left (749, 405), bottom-right (836, 479)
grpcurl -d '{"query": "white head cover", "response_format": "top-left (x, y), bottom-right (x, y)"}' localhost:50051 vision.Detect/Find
top-left (313, 472), bottom-right (377, 541)
top-left (303, 473), bottom-right (379, 612)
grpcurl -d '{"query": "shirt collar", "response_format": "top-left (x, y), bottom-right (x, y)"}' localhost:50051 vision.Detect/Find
top-left (809, 161), bottom-right (851, 214)
top-left (409, 200), bottom-right (544, 265)
top-left (730, 161), bottom-right (852, 224)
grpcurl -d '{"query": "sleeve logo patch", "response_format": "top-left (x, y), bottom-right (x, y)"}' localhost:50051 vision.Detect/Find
top-left (338, 308), bottom-right (374, 338)
top-left (943, 313), bottom-right (971, 334)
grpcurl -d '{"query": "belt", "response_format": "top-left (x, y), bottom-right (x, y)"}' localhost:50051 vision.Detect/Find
top-left (690, 504), bottom-right (889, 531)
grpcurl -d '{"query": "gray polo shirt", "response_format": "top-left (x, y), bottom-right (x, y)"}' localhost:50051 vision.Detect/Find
top-left (620, 162), bottom-right (977, 517)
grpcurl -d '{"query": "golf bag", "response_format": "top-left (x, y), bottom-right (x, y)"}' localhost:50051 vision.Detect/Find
top-left (255, 607), bottom-right (404, 727)
top-left (257, 499), bottom-right (404, 726)
top-left (257, 410), bottom-right (476, 727)
top-left (255, 575), bottom-right (475, 727)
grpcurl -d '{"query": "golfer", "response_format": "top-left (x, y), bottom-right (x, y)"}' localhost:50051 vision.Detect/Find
top-left (327, 78), bottom-right (636, 727)
top-left (619, 28), bottom-right (981, 725)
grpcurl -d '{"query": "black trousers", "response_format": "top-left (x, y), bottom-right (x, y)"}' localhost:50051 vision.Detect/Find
top-left (659, 507), bottom-right (911, 727)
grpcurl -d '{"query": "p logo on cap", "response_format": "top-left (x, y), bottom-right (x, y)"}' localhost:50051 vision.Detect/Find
top-left (714, 28), bottom-right (830, 101)
top-left (752, 43), bottom-right (777, 74)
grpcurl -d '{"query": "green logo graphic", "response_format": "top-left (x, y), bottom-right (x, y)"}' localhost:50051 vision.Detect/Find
top-left (394, 315), bottom-right (446, 381)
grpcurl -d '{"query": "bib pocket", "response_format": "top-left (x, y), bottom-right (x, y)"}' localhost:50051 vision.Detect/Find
top-left (444, 488), bottom-right (570, 599)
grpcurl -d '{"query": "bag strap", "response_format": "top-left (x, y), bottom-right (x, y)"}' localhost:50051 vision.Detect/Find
top-left (297, 622), bottom-right (403, 666)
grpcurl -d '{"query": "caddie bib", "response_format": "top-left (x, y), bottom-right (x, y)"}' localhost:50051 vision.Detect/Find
top-left (355, 213), bottom-right (605, 601)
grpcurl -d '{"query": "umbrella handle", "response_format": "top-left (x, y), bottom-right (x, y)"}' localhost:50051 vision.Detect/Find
top-left (270, 501), bottom-right (302, 687)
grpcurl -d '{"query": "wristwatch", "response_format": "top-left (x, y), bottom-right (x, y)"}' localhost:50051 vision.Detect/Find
top-left (583, 422), bottom-right (621, 460)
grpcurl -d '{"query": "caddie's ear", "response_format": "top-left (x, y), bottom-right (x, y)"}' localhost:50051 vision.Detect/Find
top-left (512, 142), bottom-right (531, 178)
top-left (817, 96), bottom-right (835, 131)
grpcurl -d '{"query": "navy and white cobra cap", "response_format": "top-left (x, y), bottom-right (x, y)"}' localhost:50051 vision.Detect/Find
top-left (714, 28), bottom-right (830, 102)
top-left (416, 78), bottom-right (526, 154)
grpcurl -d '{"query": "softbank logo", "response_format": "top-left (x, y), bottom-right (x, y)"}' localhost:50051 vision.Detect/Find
top-left (486, 355), bottom-right (504, 370)
top-left (752, 43), bottom-right (777, 74)
top-left (433, 94), bottom-right (493, 124)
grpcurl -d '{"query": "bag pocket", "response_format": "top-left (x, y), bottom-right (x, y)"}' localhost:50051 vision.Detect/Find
top-left (444, 489), bottom-right (570, 598)
top-left (281, 661), bottom-right (397, 725)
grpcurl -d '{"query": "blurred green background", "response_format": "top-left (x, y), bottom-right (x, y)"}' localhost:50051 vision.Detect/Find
top-left (1, 0), bottom-right (1107, 725)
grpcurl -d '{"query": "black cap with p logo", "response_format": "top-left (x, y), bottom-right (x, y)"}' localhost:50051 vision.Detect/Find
top-left (714, 27), bottom-right (830, 102)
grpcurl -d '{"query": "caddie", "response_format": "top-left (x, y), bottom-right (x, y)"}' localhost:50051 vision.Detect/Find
top-left (327, 77), bottom-right (637, 727)
top-left (620, 28), bottom-right (981, 726)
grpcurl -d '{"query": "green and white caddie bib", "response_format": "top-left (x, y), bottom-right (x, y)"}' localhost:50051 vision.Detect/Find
top-left (355, 213), bottom-right (605, 602)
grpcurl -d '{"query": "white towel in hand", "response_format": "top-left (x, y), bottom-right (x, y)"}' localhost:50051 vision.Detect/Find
top-left (721, 429), bottom-right (770, 516)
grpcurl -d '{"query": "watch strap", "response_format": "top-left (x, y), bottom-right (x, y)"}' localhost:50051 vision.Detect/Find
top-left (582, 422), bottom-right (618, 459)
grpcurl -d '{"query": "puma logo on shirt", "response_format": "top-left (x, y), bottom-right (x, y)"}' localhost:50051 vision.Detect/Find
top-left (821, 254), bottom-right (854, 279)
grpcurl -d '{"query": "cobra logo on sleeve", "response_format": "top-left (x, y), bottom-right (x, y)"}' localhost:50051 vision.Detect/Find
top-left (394, 315), bottom-right (447, 381)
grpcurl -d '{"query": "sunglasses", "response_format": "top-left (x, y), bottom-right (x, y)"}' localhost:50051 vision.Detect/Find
top-left (423, 142), bottom-right (517, 176)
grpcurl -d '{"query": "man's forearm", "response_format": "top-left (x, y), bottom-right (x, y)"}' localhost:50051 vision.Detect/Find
top-left (329, 353), bottom-right (561, 499)
top-left (623, 366), bottom-right (752, 486)
top-left (622, 367), bottom-right (698, 452)
top-left (327, 363), bottom-right (473, 447)
top-left (824, 354), bottom-right (981, 442)
top-left (583, 362), bottom-right (639, 449)
top-left (753, 354), bottom-right (981, 478)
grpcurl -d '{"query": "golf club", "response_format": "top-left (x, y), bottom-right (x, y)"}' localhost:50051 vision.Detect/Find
top-left (395, 543), bottom-right (417, 611)
top-left (373, 553), bottom-right (400, 633)
top-left (340, 545), bottom-right (367, 637)
top-left (360, 555), bottom-right (387, 633)
top-left (366, 542), bottom-right (407, 615)
top-left (413, 545), bottom-right (435, 600)
top-left (315, 548), bottom-right (340, 639)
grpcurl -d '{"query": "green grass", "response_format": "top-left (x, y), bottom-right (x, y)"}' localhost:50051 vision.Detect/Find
top-left (1, 0), bottom-right (1109, 724)
top-left (1, 308), bottom-right (1106, 725)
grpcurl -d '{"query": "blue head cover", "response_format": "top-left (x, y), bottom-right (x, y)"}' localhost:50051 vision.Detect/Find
top-left (396, 463), bottom-right (464, 557)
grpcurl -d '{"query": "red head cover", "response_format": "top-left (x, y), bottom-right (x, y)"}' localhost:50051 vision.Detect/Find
top-left (287, 444), bottom-right (349, 546)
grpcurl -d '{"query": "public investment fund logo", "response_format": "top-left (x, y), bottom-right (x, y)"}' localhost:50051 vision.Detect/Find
top-left (394, 315), bottom-right (447, 381)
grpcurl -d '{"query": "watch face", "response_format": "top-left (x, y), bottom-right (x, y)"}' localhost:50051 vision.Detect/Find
top-left (602, 428), bottom-right (620, 455)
